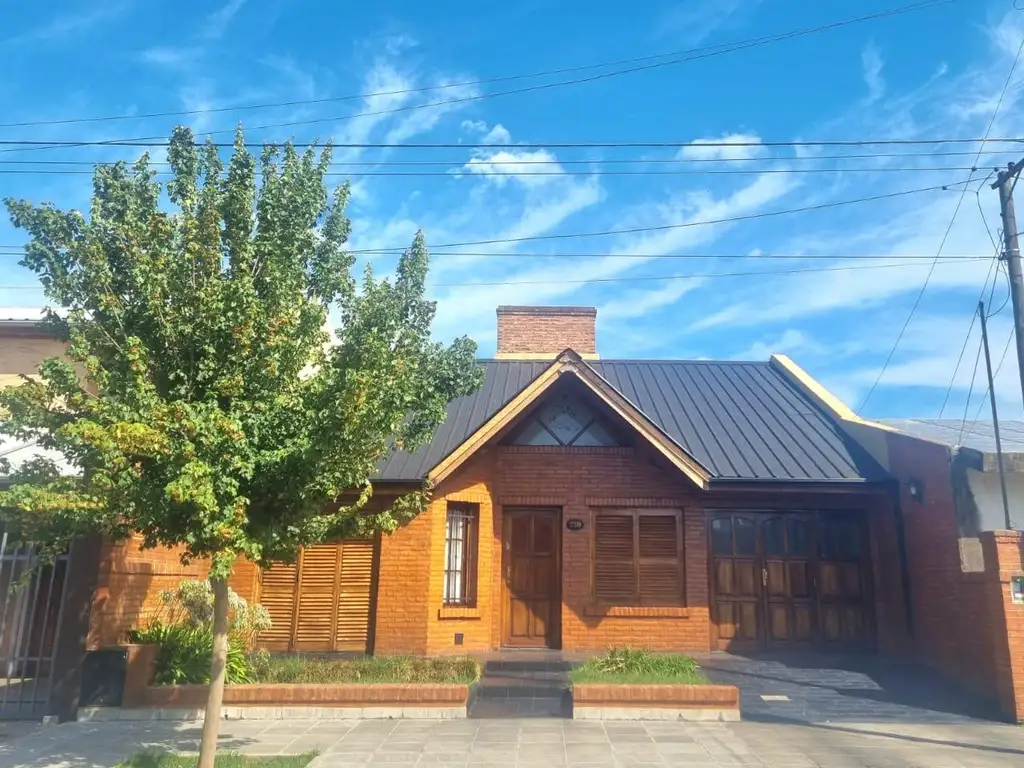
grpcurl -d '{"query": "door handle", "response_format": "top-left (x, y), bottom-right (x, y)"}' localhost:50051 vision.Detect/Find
top-left (762, 568), bottom-right (768, 587)
top-left (506, 565), bottom-right (512, 582)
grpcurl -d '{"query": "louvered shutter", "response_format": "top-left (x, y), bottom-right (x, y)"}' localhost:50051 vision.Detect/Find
top-left (258, 562), bottom-right (298, 651)
top-left (335, 541), bottom-right (374, 652)
top-left (638, 515), bottom-right (683, 606)
top-left (294, 545), bottom-right (341, 650)
top-left (594, 515), bottom-right (636, 603)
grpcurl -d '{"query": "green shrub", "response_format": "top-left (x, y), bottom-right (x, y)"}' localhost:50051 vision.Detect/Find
top-left (570, 647), bottom-right (705, 684)
top-left (128, 622), bottom-right (253, 685)
top-left (127, 578), bottom-right (274, 685)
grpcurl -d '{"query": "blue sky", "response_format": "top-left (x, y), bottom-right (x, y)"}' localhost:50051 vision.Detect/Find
top-left (1, 0), bottom-right (1023, 421)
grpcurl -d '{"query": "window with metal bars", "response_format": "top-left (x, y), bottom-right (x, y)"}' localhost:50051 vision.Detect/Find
top-left (442, 502), bottom-right (479, 607)
top-left (593, 510), bottom-right (685, 606)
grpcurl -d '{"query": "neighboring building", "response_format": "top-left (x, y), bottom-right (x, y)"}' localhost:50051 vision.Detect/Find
top-left (1, 305), bottom-right (1023, 722)
top-left (863, 417), bottom-right (1024, 721)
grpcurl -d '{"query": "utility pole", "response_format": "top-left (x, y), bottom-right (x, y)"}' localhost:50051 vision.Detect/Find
top-left (993, 159), bottom-right (1024, 410)
top-left (978, 300), bottom-right (1012, 531)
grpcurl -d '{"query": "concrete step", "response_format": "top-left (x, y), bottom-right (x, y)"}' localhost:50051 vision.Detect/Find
top-left (482, 659), bottom-right (575, 674)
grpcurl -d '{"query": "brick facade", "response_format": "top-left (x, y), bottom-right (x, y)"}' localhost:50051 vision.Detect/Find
top-left (88, 536), bottom-right (260, 648)
top-left (373, 443), bottom-right (902, 656)
top-left (496, 306), bottom-right (597, 358)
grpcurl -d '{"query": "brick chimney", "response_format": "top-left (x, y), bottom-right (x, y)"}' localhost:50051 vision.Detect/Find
top-left (495, 306), bottom-right (598, 359)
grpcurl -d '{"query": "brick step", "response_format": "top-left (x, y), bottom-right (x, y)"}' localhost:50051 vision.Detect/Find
top-left (479, 669), bottom-right (570, 684)
top-left (482, 659), bottom-right (575, 674)
top-left (468, 691), bottom-right (572, 719)
top-left (474, 680), bottom-right (570, 699)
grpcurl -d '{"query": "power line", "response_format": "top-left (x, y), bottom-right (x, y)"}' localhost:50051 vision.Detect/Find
top-left (433, 259), bottom-right (988, 287)
top-left (0, 165), bottom-right (988, 178)
top-left (938, 256), bottom-right (1000, 417)
top-left (0, 181), bottom-right (976, 258)
top-left (0, 247), bottom-right (992, 260)
top-left (858, 32), bottom-right (1024, 412)
top-left (352, 180), bottom-right (973, 252)
top-left (0, 257), bottom-right (990, 292)
top-left (0, 149), bottom-right (1018, 167)
top-left (958, 324), bottom-right (986, 443)
top-left (967, 327), bottom-right (1018, 431)
top-left (0, 1), bottom-right (959, 132)
top-left (1, 137), bottom-right (1021, 152)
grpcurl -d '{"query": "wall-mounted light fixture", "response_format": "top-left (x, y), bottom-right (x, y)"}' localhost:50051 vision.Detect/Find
top-left (907, 478), bottom-right (925, 503)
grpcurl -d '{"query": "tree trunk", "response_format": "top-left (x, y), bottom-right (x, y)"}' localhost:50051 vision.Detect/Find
top-left (197, 576), bottom-right (230, 768)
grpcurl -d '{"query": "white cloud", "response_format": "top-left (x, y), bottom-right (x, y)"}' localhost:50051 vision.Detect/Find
top-left (461, 119), bottom-right (488, 133)
top-left (600, 280), bottom-right (702, 321)
top-left (429, 169), bottom-right (797, 343)
top-left (203, 0), bottom-right (247, 41)
top-left (139, 46), bottom-right (201, 68)
top-left (1, 2), bottom-right (132, 48)
top-left (678, 133), bottom-right (764, 162)
top-left (463, 149), bottom-right (563, 187)
top-left (861, 43), bottom-right (886, 103)
top-left (656, 0), bottom-right (763, 45)
top-left (383, 80), bottom-right (481, 144)
top-left (482, 124), bottom-right (511, 145)
top-left (732, 329), bottom-right (826, 361)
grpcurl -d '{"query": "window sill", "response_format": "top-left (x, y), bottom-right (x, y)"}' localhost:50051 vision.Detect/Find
top-left (584, 605), bottom-right (690, 618)
top-left (438, 606), bottom-right (482, 620)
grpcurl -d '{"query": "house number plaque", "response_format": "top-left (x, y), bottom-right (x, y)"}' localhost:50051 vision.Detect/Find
top-left (566, 518), bottom-right (584, 531)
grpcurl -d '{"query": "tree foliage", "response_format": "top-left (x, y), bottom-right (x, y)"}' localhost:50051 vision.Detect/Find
top-left (0, 126), bottom-right (483, 577)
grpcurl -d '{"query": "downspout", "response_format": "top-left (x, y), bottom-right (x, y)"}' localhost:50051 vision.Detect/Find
top-left (886, 478), bottom-right (915, 641)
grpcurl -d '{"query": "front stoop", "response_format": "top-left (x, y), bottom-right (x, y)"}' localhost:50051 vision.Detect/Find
top-left (468, 659), bottom-right (573, 718)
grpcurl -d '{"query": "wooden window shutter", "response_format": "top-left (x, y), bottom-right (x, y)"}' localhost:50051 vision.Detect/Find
top-left (335, 541), bottom-right (374, 652)
top-left (638, 514), bottom-right (684, 606)
top-left (257, 562), bottom-right (299, 651)
top-left (594, 515), bottom-right (636, 603)
top-left (294, 545), bottom-right (341, 650)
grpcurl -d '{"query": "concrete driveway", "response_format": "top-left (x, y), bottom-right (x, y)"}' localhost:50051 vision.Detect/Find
top-left (1, 717), bottom-right (1023, 768)
top-left (700, 652), bottom-right (1006, 725)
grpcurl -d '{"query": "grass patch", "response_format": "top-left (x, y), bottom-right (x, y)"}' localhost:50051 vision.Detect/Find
top-left (117, 752), bottom-right (315, 767)
top-left (570, 648), bottom-right (708, 685)
top-left (248, 653), bottom-right (481, 685)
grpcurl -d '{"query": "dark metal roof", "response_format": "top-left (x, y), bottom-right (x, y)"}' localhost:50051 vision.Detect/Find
top-left (377, 359), bottom-right (886, 484)
top-left (878, 418), bottom-right (1024, 454)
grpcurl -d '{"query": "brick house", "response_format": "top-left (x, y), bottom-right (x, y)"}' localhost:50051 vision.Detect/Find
top-left (2, 306), bottom-right (1024, 721)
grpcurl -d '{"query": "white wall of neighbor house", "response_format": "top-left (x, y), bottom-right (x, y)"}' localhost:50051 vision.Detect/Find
top-left (965, 468), bottom-right (1024, 531)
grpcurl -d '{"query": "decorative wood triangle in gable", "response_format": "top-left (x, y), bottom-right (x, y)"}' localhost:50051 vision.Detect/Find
top-left (427, 349), bottom-right (711, 489)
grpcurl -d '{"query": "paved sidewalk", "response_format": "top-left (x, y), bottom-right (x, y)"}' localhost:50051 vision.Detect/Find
top-left (0, 717), bottom-right (1023, 767)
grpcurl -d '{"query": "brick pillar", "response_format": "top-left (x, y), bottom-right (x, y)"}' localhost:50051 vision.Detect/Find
top-left (980, 530), bottom-right (1024, 722)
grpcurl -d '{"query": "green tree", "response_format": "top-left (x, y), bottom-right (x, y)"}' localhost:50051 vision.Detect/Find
top-left (0, 127), bottom-right (482, 766)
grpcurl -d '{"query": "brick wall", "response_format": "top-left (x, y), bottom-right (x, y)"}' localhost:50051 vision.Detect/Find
top-left (495, 306), bottom-right (597, 357)
top-left (884, 430), bottom-right (1024, 718)
top-left (89, 537), bottom-right (259, 648)
top-left (981, 530), bottom-right (1024, 721)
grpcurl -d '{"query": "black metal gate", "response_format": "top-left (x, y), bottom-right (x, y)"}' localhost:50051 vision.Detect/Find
top-left (0, 534), bottom-right (70, 719)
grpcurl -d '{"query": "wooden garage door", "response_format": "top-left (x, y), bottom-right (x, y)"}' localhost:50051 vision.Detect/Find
top-left (257, 540), bottom-right (376, 653)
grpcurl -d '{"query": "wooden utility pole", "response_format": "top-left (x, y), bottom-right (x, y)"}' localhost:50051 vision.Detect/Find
top-left (978, 300), bottom-right (1012, 531)
top-left (993, 160), bottom-right (1024, 410)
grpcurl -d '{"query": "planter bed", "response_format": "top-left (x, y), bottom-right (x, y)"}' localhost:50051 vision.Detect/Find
top-left (572, 683), bottom-right (740, 721)
top-left (78, 644), bottom-right (474, 720)
top-left (568, 649), bottom-right (740, 721)
top-left (81, 682), bottom-right (471, 721)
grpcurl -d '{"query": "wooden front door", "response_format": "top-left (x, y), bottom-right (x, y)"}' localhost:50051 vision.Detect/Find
top-left (709, 512), bottom-right (871, 651)
top-left (502, 508), bottom-right (560, 648)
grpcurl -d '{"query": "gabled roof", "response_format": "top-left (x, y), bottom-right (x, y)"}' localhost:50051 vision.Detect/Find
top-left (377, 356), bottom-right (887, 485)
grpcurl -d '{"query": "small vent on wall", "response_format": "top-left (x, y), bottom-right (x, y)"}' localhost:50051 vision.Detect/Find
top-left (454, 633), bottom-right (464, 646)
